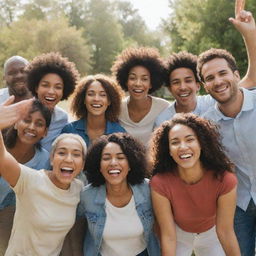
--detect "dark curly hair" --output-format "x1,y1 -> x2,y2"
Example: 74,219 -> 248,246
197,48 -> 238,82
71,74 -> 124,122
85,133 -> 147,186
150,113 -> 233,179
4,99 -> 51,149
26,52 -> 80,100
165,51 -> 199,86
111,47 -> 166,93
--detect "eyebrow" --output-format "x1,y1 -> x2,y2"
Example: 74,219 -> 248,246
128,72 -> 149,77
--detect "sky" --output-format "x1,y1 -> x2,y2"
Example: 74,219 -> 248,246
128,0 -> 171,30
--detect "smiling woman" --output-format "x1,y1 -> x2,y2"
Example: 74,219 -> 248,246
61,74 -> 126,147
0,99 -> 87,256
150,113 -> 240,256
25,52 -> 80,152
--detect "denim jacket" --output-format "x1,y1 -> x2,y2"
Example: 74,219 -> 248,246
78,180 -> 160,256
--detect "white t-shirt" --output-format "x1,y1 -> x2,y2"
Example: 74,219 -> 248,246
119,96 -> 170,146
100,196 -> 146,256
0,88 -> 9,105
5,165 -> 83,256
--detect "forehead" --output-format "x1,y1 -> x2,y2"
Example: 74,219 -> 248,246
170,67 -> 196,81
87,80 -> 105,91
129,65 -> 150,76
56,137 -> 83,151
169,124 -> 196,138
102,142 -> 123,154
40,73 -> 63,83
26,110 -> 45,120
201,58 -> 231,77
5,60 -> 27,74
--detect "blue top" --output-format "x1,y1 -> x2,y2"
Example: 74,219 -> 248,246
61,118 -> 126,146
78,180 -> 160,256
41,106 -> 68,152
0,147 -> 50,210
155,94 -> 215,127
203,88 -> 256,211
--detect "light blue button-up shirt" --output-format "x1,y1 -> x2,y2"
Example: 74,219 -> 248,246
203,88 -> 256,211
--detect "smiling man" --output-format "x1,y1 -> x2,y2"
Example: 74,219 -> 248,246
198,46 -> 256,255
0,56 -> 31,104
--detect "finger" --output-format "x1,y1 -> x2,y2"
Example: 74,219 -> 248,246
235,0 -> 246,18
2,96 -> 15,106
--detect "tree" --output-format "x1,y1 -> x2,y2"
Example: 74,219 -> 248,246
85,0 -> 124,74
0,17 -> 91,82
163,0 -> 256,75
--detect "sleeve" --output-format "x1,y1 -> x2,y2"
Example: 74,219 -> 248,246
218,171 -> 238,196
13,164 -> 38,195
150,174 -> 170,200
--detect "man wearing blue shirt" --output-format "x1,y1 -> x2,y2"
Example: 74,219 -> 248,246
198,13 -> 256,254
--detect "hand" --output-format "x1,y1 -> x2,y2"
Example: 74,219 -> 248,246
0,96 -> 33,130
229,10 -> 256,36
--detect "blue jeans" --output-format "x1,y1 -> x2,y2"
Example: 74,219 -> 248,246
234,199 -> 256,256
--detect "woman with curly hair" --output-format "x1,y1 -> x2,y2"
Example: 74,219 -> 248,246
111,47 -> 170,146
78,133 -> 160,256
25,52 -> 80,151
61,74 -> 125,146
150,113 -> 240,256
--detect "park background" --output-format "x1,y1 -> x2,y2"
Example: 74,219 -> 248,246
0,0 -> 255,97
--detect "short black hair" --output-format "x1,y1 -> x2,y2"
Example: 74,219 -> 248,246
26,52 -> 80,100
165,51 -> 199,86
85,133 -> 147,186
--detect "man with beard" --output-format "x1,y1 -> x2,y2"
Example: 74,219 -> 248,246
0,56 -> 31,104
198,45 -> 256,255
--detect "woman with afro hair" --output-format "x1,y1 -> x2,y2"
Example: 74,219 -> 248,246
111,47 -> 170,147
150,113 -> 240,256
25,52 -> 80,151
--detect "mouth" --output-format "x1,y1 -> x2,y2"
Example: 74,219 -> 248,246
44,96 -> 56,102
108,169 -> 121,176
24,131 -> 36,137
60,167 -> 74,177
91,104 -> 103,108
132,89 -> 144,94
215,85 -> 228,93
179,153 -> 192,159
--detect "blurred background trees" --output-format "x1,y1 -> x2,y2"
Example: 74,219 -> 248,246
0,0 -> 255,86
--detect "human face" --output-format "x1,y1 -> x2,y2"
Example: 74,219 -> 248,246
169,124 -> 201,171
201,58 -> 240,104
50,137 -> 85,189
15,110 -> 47,145
36,73 -> 64,111
169,68 -> 200,110
100,142 -> 130,187
127,66 -> 151,99
4,60 -> 28,97
85,81 -> 110,117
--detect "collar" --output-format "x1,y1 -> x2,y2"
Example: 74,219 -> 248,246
213,88 -> 255,121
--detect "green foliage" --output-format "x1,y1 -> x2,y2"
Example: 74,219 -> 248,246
164,0 -> 256,76
0,17 -> 91,82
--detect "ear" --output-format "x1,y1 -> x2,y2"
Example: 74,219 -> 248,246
195,82 -> 200,93
234,70 -> 240,82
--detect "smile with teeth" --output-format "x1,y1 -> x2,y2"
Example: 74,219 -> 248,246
179,153 -> 192,159
215,85 -> 227,93
45,96 -> 56,101
133,89 -> 143,93
179,93 -> 190,97
108,169 -> 121,175
24,131 -> 36,137
91,104 -> 102,108
61,167 -> 74,176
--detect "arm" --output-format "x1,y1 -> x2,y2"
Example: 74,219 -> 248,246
229,10 -> 256,88
216,187 -> 241,256
0,97 -> 32,186
151,189 -> 176,256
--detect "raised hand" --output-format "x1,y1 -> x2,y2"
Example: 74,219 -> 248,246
0,96 -> 33,130
235,0 -> 246,18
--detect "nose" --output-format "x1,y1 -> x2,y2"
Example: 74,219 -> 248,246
28,122 -> 35,130
179,141 -> 188,149
213,75 -> 223,85
48,86 -> 55,94
179,82 -> 187,90
94,93 -> 100,101
65,153 -> 73,162
110,157 -> 118,166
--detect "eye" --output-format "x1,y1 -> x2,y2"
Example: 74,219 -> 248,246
170,141 -> 179,145
57,151 -> 65,156
55,85 -> 63,90
23,118 -> 31,124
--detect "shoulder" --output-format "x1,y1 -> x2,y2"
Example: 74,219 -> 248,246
52,106 -> 68,122
62,119 -> 84,132
151,96 -> 171,108
155,103 -> 176,127
106,121 -> 126,133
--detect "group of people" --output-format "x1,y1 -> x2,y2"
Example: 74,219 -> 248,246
0,8 -> 256,256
